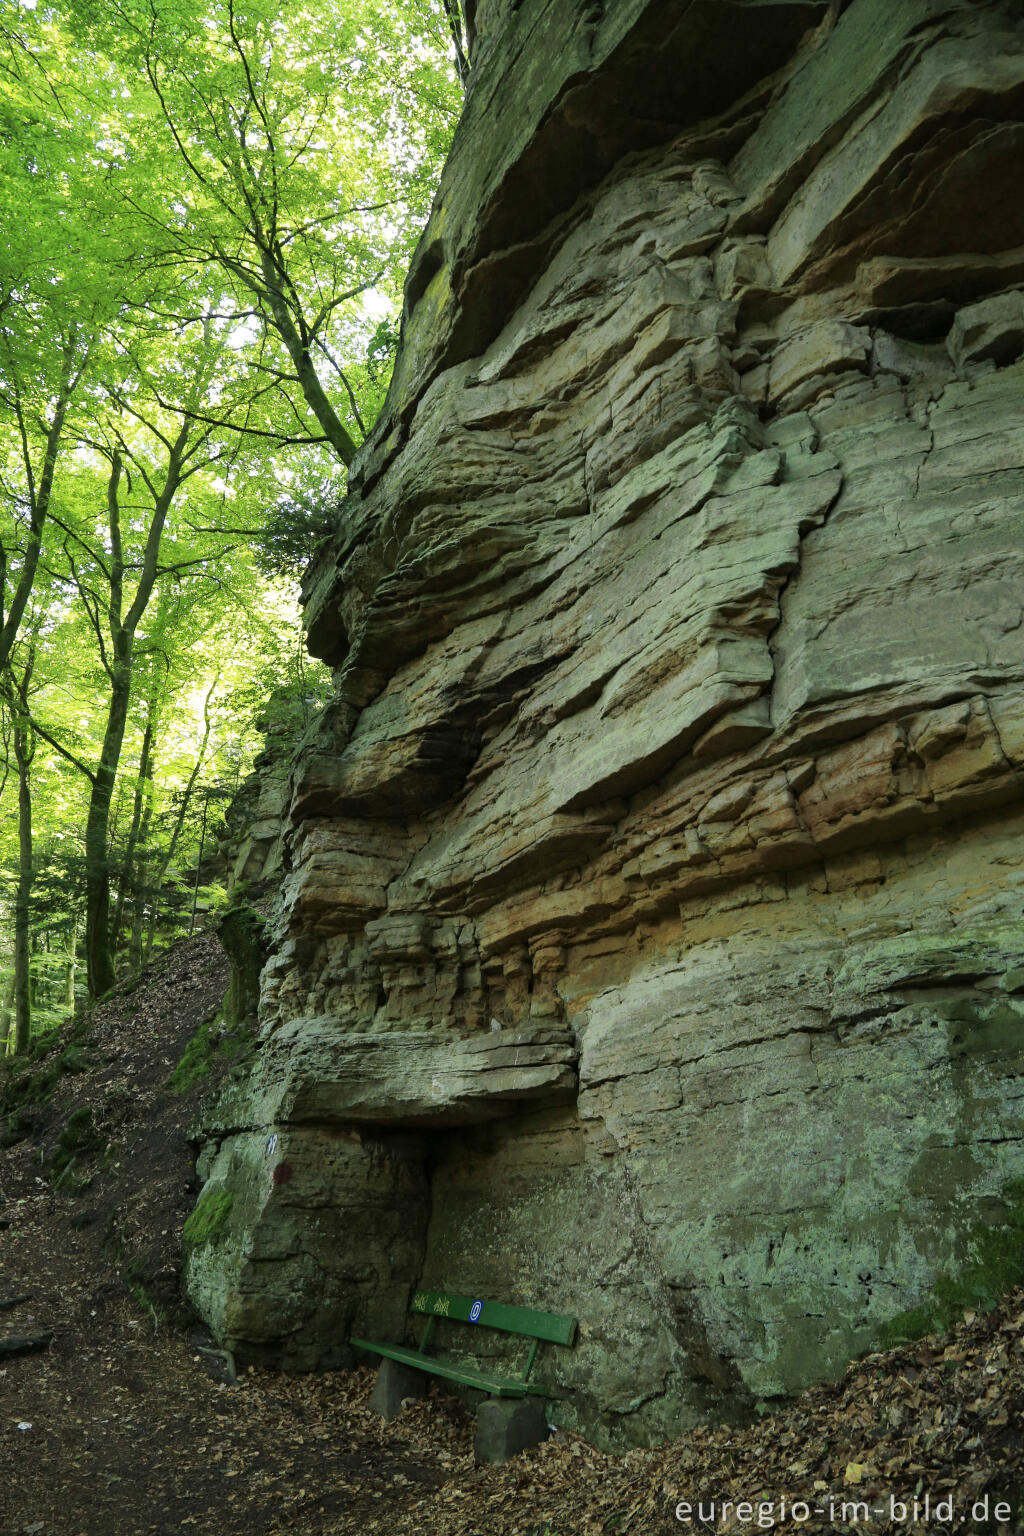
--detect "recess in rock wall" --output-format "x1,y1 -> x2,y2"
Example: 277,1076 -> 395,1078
187,0 -> 1024,1447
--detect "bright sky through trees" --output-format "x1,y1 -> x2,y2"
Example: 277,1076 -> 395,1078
0,0 -> 462,1042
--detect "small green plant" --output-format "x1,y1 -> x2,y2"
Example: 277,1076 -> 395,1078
126,1259 -> 168,1326
50,1104 -> 108,1191
27,1026 -> 63,1062
183,1186 -> 234,1251
168,1012 -> 253,1094
1,1020 -> 95,1121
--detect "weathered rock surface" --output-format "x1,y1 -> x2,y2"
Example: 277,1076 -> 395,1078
187,0 -> 1024,1448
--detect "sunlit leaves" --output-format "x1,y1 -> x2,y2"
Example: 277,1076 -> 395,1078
66,0 -> 461,457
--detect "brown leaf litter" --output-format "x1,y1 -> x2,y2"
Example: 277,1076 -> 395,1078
1,931 -> 1021,1536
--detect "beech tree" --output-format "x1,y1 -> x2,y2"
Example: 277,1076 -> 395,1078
441,0 -> 477,88
0,112 -> 97,677
79,0 -> 460,465
1,638 -> 37,1054
0,0 -> 459,1036
35,307 -> 278,995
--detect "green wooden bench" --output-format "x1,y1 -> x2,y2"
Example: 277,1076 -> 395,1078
352,1288 -> 578,1400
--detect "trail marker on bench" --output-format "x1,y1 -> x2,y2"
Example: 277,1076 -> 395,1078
352,1287 -> 578,1462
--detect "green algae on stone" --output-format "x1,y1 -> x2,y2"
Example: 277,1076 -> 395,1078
183,1185 -> 234,1251
169,1012 -> 254,1095
880,1177 -> 1024,1346
218,892 -> 268,1027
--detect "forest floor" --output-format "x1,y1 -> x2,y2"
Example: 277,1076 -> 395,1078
1,931 -> 1023,1536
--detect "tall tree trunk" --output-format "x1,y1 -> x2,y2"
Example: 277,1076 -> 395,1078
112,702 -> 157,960
441,0 -> 471,87
127,756 -> 157,973
142,765 -> 201,966
256,247 -> 358,464
143,900 -> 159,968
84,652 -> 133,998
12,709 -> 33,1054
0,975 -> 14,1055
128,839 -> 154,973
141,676 -> 217,965
0,336 -> 82,676
82,431 -> 184,999
64,921 -> 77,1013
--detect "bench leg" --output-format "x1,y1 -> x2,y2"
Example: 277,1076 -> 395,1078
474,1396 -> 549,1464
368,1357 -> 428,1422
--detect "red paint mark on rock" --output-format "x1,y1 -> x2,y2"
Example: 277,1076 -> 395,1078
272,1162 -> 294,1185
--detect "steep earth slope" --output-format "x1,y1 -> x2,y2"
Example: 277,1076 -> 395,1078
187,0 -> 1024,1447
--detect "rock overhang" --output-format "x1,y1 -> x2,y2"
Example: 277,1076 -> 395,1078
188,0 -> 1024,1448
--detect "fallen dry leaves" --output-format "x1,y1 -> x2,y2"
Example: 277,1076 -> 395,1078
1,931 -> 1022,1536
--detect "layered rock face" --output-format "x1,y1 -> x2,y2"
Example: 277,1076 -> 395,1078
188,0 -> 1024,1447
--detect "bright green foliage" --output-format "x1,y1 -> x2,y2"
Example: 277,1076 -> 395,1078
73,0 -> 461,461
0,0 -> 458,1034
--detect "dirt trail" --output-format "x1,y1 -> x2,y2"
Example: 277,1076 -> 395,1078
1,933 -> 1022,1536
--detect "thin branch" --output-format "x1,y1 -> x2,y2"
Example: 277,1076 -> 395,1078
441,0 -> 470,88
20,710 -> 97,786
155,549 -> 236,578
312,341 -> 366,439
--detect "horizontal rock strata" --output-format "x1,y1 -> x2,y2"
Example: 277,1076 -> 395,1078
188,0 -> 1024,1447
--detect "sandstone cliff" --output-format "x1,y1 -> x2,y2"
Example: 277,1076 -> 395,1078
187,0 -> 1024,1447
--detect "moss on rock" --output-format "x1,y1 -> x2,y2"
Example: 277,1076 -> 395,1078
169,1013 -> 254,1095
183,1186 -> 234,1251
218,892 -> 268,1027
1,1025 -> 95,1122
880,1177 -> 1024,1346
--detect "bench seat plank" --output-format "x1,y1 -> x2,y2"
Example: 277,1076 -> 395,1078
351,1338 -> 547,1397
409,1290 -> 576,1347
